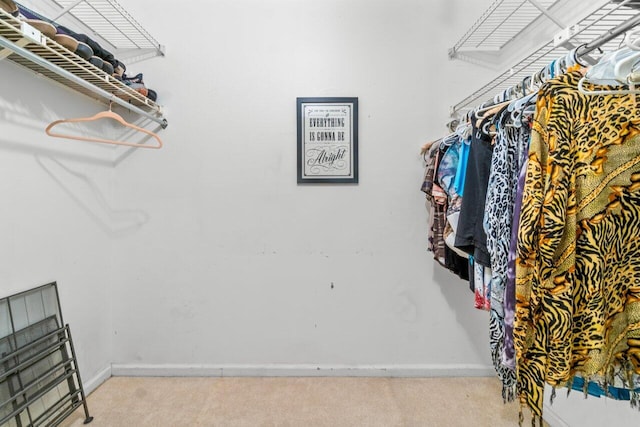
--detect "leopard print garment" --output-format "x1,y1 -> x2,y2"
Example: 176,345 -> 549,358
484,108 -> 520,400
515,71 -> 640,417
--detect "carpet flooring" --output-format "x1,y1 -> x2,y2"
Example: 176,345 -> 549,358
59,376 -> 544,426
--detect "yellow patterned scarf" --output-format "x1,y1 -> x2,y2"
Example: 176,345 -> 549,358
515,71 -> 640,418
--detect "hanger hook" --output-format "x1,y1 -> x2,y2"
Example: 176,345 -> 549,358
625,28 -> 640,51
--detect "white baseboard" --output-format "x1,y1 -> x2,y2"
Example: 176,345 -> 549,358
110,363 -> 495,378
543,404 -> 570,427
82,365 -> 112,395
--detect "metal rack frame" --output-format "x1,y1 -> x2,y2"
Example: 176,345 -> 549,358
0,2 -> 167,128
449,0 -> 640,116
0,282 -> 92,427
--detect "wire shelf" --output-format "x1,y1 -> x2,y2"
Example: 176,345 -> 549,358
52,0 -> 163,53
450,0 -> 640,115
449,0 -> 561,57
0,8 -> 164,121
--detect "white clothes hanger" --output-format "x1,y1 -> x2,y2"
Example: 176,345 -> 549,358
578,29 -> 640,96
577,75 -> 639,96
625,28 -> 640,51
529,68 -> 544,92
623,29 -> 640,82
474,100 -> 512,120
508,92 -> 537,128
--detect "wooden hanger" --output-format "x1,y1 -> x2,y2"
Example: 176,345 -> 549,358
45,104 -> 163,149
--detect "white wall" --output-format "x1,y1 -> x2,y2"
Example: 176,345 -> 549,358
0,59 -> 115,388
108,0 -> 497,374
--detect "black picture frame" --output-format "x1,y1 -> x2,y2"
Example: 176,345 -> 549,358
296,97 -> 359,184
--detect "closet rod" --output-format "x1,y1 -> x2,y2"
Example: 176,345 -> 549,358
0,35 -> 168,129
575,12 -> 640,58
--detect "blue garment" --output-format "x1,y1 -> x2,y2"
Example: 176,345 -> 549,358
569,377 -> 639,401
455,139 -> 470,196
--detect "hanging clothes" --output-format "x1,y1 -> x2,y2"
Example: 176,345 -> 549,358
421,140 -> 447,266
454,114 -> 495,267
501,98 -> 535,370
472,257 -> 491,310
515,70 -> 640,418
421,138 -> 471,281
437,137 -> 469,259
482,106 -> 522,402
455,140 -> 470,196
504,154 -> 528,370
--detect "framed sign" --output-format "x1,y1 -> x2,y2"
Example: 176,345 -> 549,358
297,97 -> 358,184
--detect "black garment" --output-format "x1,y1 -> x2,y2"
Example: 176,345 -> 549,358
444,247 -> 470,281
454,113 -> 496,267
